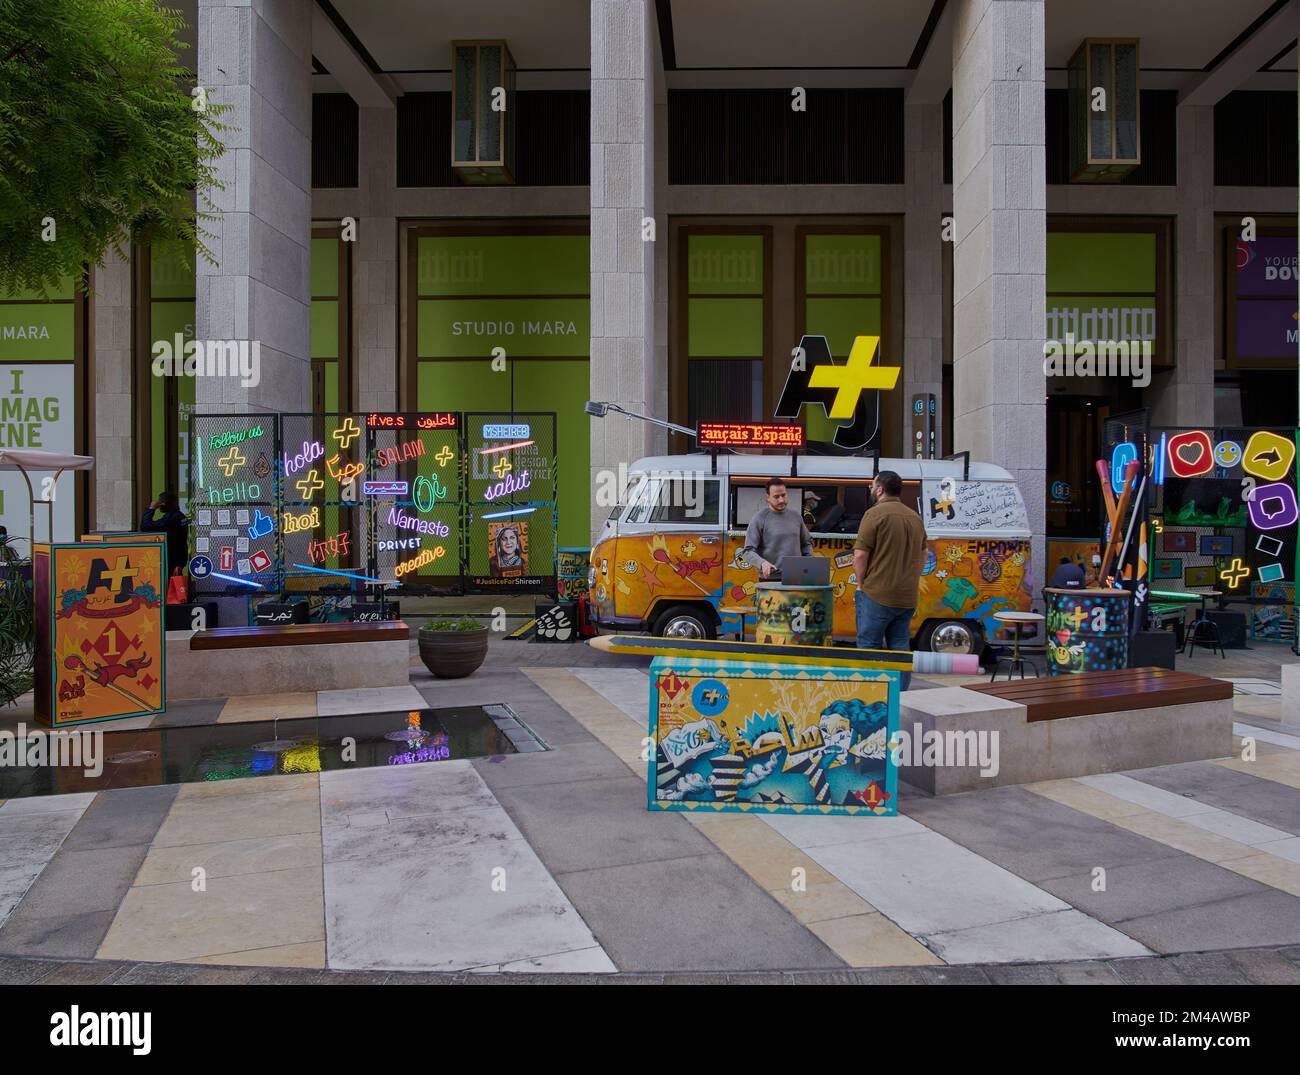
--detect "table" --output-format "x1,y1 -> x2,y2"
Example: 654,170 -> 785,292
1183,590 -> 1225,658
754,583 -> 834,646
991,610 -> 1044,681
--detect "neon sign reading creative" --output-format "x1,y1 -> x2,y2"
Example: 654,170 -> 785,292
395,546 -> 448,577
387,506 -> 450,537
698,422 -> 805,449
483,468 -> 531,501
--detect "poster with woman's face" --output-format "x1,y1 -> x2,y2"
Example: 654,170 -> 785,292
489,521 -> 529,577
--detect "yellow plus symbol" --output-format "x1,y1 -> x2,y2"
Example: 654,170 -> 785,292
101,556 -> 137,591
332,418 -> 360,450
217,447 -> 245,477
807,335 -> 900,419
492,456 -> 513,479
296,469 -> 324,500
1067,605 -> 1088,630
1220,558 -> 1249,589
435,446 -> 454,467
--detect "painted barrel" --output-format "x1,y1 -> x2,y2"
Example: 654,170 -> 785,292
1043,587 -> 1132,675
556,547 -> 590,600
754,583 -> 834,647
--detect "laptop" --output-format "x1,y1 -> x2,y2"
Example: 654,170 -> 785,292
779,556 -> 831,587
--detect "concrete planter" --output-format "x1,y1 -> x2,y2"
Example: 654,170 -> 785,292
417,625 -> 489,679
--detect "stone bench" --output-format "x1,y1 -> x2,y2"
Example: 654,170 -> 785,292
899,667 -> 1234,795
1283,664 -> 1299,728
166,621 -> 412,700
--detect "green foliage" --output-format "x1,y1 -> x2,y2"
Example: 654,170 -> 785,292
0,531 -> 34,707
0,0 -> 230,295
423,617 -> 486,632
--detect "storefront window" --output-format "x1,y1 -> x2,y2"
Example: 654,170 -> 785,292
684,232 -> 766,427
0,277 -> 81,543
147,240 -> 194,508
413,228 -> 590,547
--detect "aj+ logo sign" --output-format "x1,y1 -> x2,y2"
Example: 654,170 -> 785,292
775,335 -> 900,450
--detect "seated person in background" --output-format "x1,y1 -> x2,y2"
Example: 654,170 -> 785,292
1050,556 -> 1087,588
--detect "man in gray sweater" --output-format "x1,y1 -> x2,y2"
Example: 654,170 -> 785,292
743,478 -> 813,580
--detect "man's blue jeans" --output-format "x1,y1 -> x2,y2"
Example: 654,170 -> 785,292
855,590 -> 916,691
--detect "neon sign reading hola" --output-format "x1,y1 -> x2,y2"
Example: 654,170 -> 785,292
284,440 -> 323,475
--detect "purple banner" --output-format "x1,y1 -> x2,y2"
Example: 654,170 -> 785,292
1236,298 -> 1298,359
1235,236 -> 1299,297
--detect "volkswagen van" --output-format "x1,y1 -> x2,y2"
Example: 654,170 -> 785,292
587,454 -> 1033,653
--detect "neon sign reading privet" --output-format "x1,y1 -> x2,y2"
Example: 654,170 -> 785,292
483,469 -> 531,501
395,546 -> 448,577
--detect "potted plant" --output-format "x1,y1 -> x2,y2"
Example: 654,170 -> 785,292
417,616 -> 489,679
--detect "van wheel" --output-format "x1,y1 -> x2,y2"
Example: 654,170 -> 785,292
919,620 -> 984,655
652,605 -> 716,641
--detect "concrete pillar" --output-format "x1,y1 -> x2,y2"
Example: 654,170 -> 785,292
91,248 -> 134,529
590,0 -> 656,537
903,99 -> 946,457
355,107 -> 398,414
196,0 -> 313,414
1151,105 -> 1215,427
951,0 -> 1047,588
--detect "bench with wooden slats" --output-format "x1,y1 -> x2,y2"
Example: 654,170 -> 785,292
190,621 -> 409,651
967,667 -> 1233,723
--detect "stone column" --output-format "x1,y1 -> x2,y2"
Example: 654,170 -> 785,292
355,107 -> 398,414
590,0 -> 656,537
196,0 -> 313,414
91,248 -> 134,529
1151,105 -> 1214,427
951,0 -> 1047,588
904,99 -> 946,458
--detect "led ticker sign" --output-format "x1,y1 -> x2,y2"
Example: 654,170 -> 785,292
366,413 -> 458,430
698,422 -> 805,449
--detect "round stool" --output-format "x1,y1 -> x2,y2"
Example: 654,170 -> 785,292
991,611 -> 1044,681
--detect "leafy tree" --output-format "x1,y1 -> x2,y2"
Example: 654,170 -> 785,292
0,0 -> 228,295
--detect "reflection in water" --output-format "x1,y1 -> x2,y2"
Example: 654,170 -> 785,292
0,706 -> 520,798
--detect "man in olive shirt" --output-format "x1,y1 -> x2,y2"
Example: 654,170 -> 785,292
853,470 -> 927,689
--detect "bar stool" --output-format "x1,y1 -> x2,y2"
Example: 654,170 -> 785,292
1183,590 -> 1225,659
991,611 -> 1044,681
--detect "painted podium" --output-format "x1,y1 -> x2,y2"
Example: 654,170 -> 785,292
648,657 -> 900,816
33,541 -> 166,727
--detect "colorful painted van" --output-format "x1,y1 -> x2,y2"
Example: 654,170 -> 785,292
588,454 -> 1033,653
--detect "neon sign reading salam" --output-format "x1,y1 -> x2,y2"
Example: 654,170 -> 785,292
376,440 -> 425,466
484,469 -> 531,501
387,506 -> 450,536
395,546 -> 447,577
307,532 -> 351,564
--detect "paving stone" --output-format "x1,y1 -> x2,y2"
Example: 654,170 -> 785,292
60,784 -> 180,851
1117,890 -> 1300,953
383,971 -> 466,984
917,965 -> 994,984
471,741 -> 629,790
246,968 -> 326,985
1127,763 -> 1300,837
315,970 -> 392,985
850,968 -> 928,985
1108,956 -> 1190,985
182,966 -> 262,985
114,962 -> 203,984
984,963 -> 1062,985
555,855 -> 843,973
1168,951 -> 1253,984
1049,961 -> 1125,985
34,960 -> 132,985
1229,948 -> 1300,984
1039,856 -> 1264,924
724,972 -> 791,985
0,955 -> 58,984
0,909 -> 118,960
904,786 -> 1182,882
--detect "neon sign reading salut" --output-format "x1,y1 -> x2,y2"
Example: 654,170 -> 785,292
484,469 -> 531,501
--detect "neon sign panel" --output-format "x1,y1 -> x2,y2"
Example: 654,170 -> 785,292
483,423 -> 530,439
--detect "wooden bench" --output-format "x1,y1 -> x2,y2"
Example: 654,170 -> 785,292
967,667 -> 1233,723
167,620 -> 413,700
190,621 -> 409,651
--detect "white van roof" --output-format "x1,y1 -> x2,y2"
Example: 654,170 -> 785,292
627,454 -> 1017,483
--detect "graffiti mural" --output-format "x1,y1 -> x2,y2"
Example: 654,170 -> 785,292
647,658 -> 899,816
